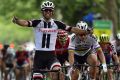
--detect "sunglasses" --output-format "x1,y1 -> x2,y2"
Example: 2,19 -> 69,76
43,9 -> 53,12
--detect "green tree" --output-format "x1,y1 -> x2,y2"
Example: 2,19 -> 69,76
0,0 -> 119,44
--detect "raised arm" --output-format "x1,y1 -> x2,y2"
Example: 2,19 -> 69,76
70,27 -> 88,35
12,16 -> 29,27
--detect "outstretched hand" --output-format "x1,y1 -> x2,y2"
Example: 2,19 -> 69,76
12,16 -> 18,24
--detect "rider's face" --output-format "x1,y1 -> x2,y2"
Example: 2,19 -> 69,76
78,34 -> 87,41
42,9 -> 54,20
99,42 -> 110,48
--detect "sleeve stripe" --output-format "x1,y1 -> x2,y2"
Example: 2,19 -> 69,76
29,21 -> 32,26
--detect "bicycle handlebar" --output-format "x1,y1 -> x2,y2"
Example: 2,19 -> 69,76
32,68 -> 60,73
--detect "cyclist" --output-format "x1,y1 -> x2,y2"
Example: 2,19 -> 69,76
116,33 -> 120,62
14,46 -> 30,80
4,47 -> 15,80
68,21 -> 107,80
99,34 -> 120,80
54,30 -> 73,65
53,29 -> 74,80
0,44 -> 3,73
1,44 -> 10,78
12,1 -> 88,80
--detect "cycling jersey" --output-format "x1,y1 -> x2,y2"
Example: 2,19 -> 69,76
99,42 -> 116,55
15,50 -> 29,66
28,18 -> 71,51
5,47 -> 15,64
1,47 -> 8,59
68,34 -> 100,56
55,37 -> 70,54
99,42 -> 116,64
54,36 -> 70,65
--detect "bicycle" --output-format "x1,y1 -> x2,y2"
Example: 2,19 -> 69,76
60,63 -> 91,80
4,63 -> 15,80
111,64 -> 120,80
61,65 -> 73,80
97,64 -> 120,80
16,66 -> 26,80
31,68 -> 60,80
113,70 -> 120,80
72,63 -> 91,80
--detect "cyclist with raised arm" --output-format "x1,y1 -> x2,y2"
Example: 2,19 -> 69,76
99,34 -> 120,80
68,21 -> 107,80
12,1 -> 88,80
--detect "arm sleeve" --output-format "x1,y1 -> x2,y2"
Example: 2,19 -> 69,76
110,43 -> 117,54
90,36 -> 100,50
68,34 -> 76,50
54,21 -> 72,32
28,20 -> 41,27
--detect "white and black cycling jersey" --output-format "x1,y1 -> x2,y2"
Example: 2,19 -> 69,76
28,18 -> 71,51
68,34 -> 100,56
5,47 -> 15,64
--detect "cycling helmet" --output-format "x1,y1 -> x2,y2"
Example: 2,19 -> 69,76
7,47 -> 15,55
99,34 -> 110,42
41,1 -> 55,10
76,21 -> 88,30
4,44 -> 9,49
57,30 -> 68,43
117,33 -> 120,40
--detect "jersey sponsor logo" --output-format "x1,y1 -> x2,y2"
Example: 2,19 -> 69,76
38,28 -> 57,33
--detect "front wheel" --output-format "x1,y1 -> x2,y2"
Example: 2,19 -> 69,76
65,76 -> 70,80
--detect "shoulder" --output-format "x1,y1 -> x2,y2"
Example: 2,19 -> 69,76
16,51 -> 20,54
88,34 -> 98,41
54,20 -> 66,26
7,47 -> 15,53
54,20 -> 68,30
109,43 -> 115,49
54,20 -> 65,24
29,19 -> 41,27
68,33 -> 76,42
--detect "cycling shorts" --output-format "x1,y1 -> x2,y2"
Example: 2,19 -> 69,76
33,50 -> 61,70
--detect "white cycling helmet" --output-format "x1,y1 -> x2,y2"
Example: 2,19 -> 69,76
76,21 -> 88,30
41,1 -> 55,10
117,33 -> 120,40
7,47 -> 15,55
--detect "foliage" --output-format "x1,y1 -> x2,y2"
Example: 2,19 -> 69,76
0,0 -> 119,44
0,20 -> 33,44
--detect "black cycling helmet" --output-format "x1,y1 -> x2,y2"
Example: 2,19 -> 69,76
4,44 -> 9,49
